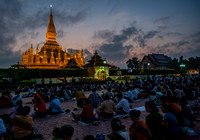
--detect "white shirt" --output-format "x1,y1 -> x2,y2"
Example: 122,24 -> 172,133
116,98 -> 130,113
11,95 -> 22,106
127,90 -> 133,100
132,89 -> 139,99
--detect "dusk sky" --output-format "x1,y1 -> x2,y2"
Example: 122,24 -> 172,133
0,0 -> 200,68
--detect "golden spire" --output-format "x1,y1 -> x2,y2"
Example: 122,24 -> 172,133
46,5 -> 57,43
36,45 -> 39,54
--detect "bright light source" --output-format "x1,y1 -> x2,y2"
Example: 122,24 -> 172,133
147,63 -> 150,66
103,60 -> 106,64
180,64 -> 185,67
50,5 -> 52,7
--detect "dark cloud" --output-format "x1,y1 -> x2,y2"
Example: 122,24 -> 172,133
112,26 -> 138,43
93,30 -> 114,41
133,30 -> 159,48
154,16 -> 170,24
158,40 -> 190,49
93,24 -> 161,66
165,32 -> 183,37
154,16 -> 171,31
99,43 -> 132,63
0,0 -> 23,67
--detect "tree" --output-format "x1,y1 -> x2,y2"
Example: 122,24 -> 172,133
126,57 -> 140,69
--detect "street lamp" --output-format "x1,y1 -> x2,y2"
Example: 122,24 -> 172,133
180,64 -> 185,68
147,63 -> 150,69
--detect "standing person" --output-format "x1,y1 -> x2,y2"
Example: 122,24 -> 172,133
48,94 -> 62,114
98,95 -> 115,119
145,101 -> 163,140
11,90 -> 22,106
161,104 -> 180,140
12,106 -> 33,140
88,89 -> 101,108
75,87 -> 86,107
115,93 -> 130,115
129,110 -> 151,140
107,118 -> 130,140
34,96 -> 47,118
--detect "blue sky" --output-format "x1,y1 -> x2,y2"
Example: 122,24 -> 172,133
0,0 -> 200,68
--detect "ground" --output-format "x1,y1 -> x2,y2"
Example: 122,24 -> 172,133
0,91 -> 200,140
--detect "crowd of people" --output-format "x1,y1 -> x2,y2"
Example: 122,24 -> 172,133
0,75 -> 199,140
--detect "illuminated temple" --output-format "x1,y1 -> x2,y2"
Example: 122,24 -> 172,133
21,6 -> 85,69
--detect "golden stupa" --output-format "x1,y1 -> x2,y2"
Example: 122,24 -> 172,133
21,6 -> 85,69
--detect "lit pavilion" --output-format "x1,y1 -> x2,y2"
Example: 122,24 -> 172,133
21,6 -> 85,69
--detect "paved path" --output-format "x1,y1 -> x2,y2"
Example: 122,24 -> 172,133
0,91 -> 200,140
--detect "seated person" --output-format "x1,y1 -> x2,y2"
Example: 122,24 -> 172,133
123,88 -> 133,103
72,99 -> 95,123
11,90 -> 22,106
104,87 -> 114,100
48,124 -> 74,140
12,106 -> 33,140
129,110 -> 151,140
115,93 -> 130,115
75,87 -> 86,107
179,98 -> 194,127
161,104 -> 180,140
34,96 -> 47,118
0,118 -> 6,137
154,87 -> 163,106
98,95 -> 115,119
107,118 -> 130,140
132,86 -> 139,100
10,100 -> 24,119
48,94 -> 62,115
88,89 -> 101,108
0,91 -> 12,108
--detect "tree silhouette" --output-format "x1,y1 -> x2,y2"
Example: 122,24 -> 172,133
126,57 -> 140,69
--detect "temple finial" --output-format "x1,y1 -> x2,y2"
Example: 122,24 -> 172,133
50,5 -> 52,16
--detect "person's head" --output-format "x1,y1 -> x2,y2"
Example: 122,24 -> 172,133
83,98 -> 90,105
161,104 -> 171,113
50,94 -> 56,100
84,135 -> 95,140
107,87 -> 111,92
111,118 -> 122,132
145,101 -> 158,113
179,98 -> 188,107
61,124 -> 74,140
16,100 -> 23,106
129,110 -> 141,122
164,85 -> 168,90
21,106 -> 30,116
15,90 -> 20,95
92,88 -> 96,92
160,95 -> 168,104
77,87 -> 81,91
34,95 -> 42,105
52,127 -> 61,138
157,86 -> 161,92
116,92 -> 123,101
104,94 -> 110,100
